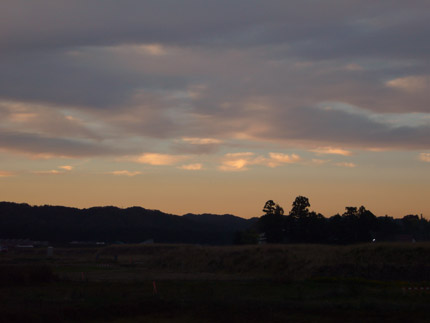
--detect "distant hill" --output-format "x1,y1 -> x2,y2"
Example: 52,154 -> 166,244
0,202 -> 256,245
183,213 -> 258,232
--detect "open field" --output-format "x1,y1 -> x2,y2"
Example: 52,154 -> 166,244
1,243 -> 430,322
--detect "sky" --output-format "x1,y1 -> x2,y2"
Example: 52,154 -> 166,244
0,0 -> 429,219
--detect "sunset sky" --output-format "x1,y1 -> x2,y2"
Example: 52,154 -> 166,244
0,1 -> 429,219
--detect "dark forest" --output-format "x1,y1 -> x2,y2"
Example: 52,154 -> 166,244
0,197 -> 428,245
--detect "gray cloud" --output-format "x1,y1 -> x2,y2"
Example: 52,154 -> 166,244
170,142 -> 221,155
0,0 -> 429,155
1,1 -> 429,55
260,106 -> 430,150
0,129 -> 120,158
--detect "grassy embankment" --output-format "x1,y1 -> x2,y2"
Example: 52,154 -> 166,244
1,243 -> 429,322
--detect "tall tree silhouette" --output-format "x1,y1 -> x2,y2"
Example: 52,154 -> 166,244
289,196 -> 310,219
259,200 -> 285,243
287,196 -> 311,242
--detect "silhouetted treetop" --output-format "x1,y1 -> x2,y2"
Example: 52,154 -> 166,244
289,195 -> 310,219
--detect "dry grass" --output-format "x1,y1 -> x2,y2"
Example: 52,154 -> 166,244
1,243 -> 430,322
92,242 -> 430,281
3,242 -> 429,281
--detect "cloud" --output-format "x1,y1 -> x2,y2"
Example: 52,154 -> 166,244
335,162 -> 357,168
135,153 -> 188,165
262,105 -> 430,150
178,163 -> 203,170
33,170 -> 63,175
181,137 -> 222,145
344,64 -> 363,71
171,137 -> 222,154
311,159 -> 330,165
0,129 -> 119,158
267,153 -> 301,167
108,170 -> 142,176
311,147 -> 352,156
218,152 -> 256,171
0,0 -> 429,160
224,152 -> 255,158
58,165 -> 73,171
386,76 -> 428,93
0,100 -> 99,140
0,171 -> 14,177
219,152 -> 301,171
138,44 -> 166,56
2,1 -> 429,62
419,153 -> 430,162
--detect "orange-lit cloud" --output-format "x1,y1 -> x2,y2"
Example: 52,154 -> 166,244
139,44 -> 166,56
178,163 -> 203,170
267,153 -> 301,167
0,171 -> 14,177
219,152 -> 301,171
311,147 -> 352,156
335,162 -> 357,168
311,158 -> 330,165
136,153 -> 188,165
419,153 -> 430,162
218,152 -> 255,171
33,170 -> 62,175
386,76 -> 428,92
59,165 -> 73,171
181,137 -> 222,145
108,170 -> 142,176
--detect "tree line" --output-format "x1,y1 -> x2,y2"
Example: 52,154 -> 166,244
244,196 -> 430,244
0,202 -> 253,245
1,199 -> 428,246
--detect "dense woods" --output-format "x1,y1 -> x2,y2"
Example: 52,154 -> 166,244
0,198 -> 429,245
253,196 -> 430,244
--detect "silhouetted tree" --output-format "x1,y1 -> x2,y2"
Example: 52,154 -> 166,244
258,200 -> 285,243
287,196 -> 311,242
289,196 -> 310,220
262,200 -> 277,215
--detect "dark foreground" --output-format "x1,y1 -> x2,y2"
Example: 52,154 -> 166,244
1,243 -> 429,322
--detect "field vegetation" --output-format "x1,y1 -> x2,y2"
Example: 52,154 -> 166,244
1,243 -> 429,322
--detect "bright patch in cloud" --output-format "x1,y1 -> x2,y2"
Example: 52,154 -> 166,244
33,170 -> 62,175
182,137 -> 222,145
312,147 -> 352,156
312,159 -> 330,165
0,171 -> 14,177
219,152 -> 255,171
139,44 -> 166,56
179,163 -> 203,170
225,152 -> 255,158
9,112 -> 37,122
335,162 -> 357,168
136,153 -> 188,165
219,152 -> 301,171
219,159 -> 250,171
386,76 -> 428,92
344,63 -> 363,71
419,153 -> 430,162
59,165 -> 73,171
109,170 -> 142,176
268,153 -> 301,167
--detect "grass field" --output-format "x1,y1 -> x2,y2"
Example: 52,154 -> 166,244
1,243 -> 429,322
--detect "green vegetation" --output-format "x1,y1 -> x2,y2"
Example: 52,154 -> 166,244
1,243 -> 429,322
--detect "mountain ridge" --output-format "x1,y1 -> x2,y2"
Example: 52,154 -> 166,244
0,201 -> 257,245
